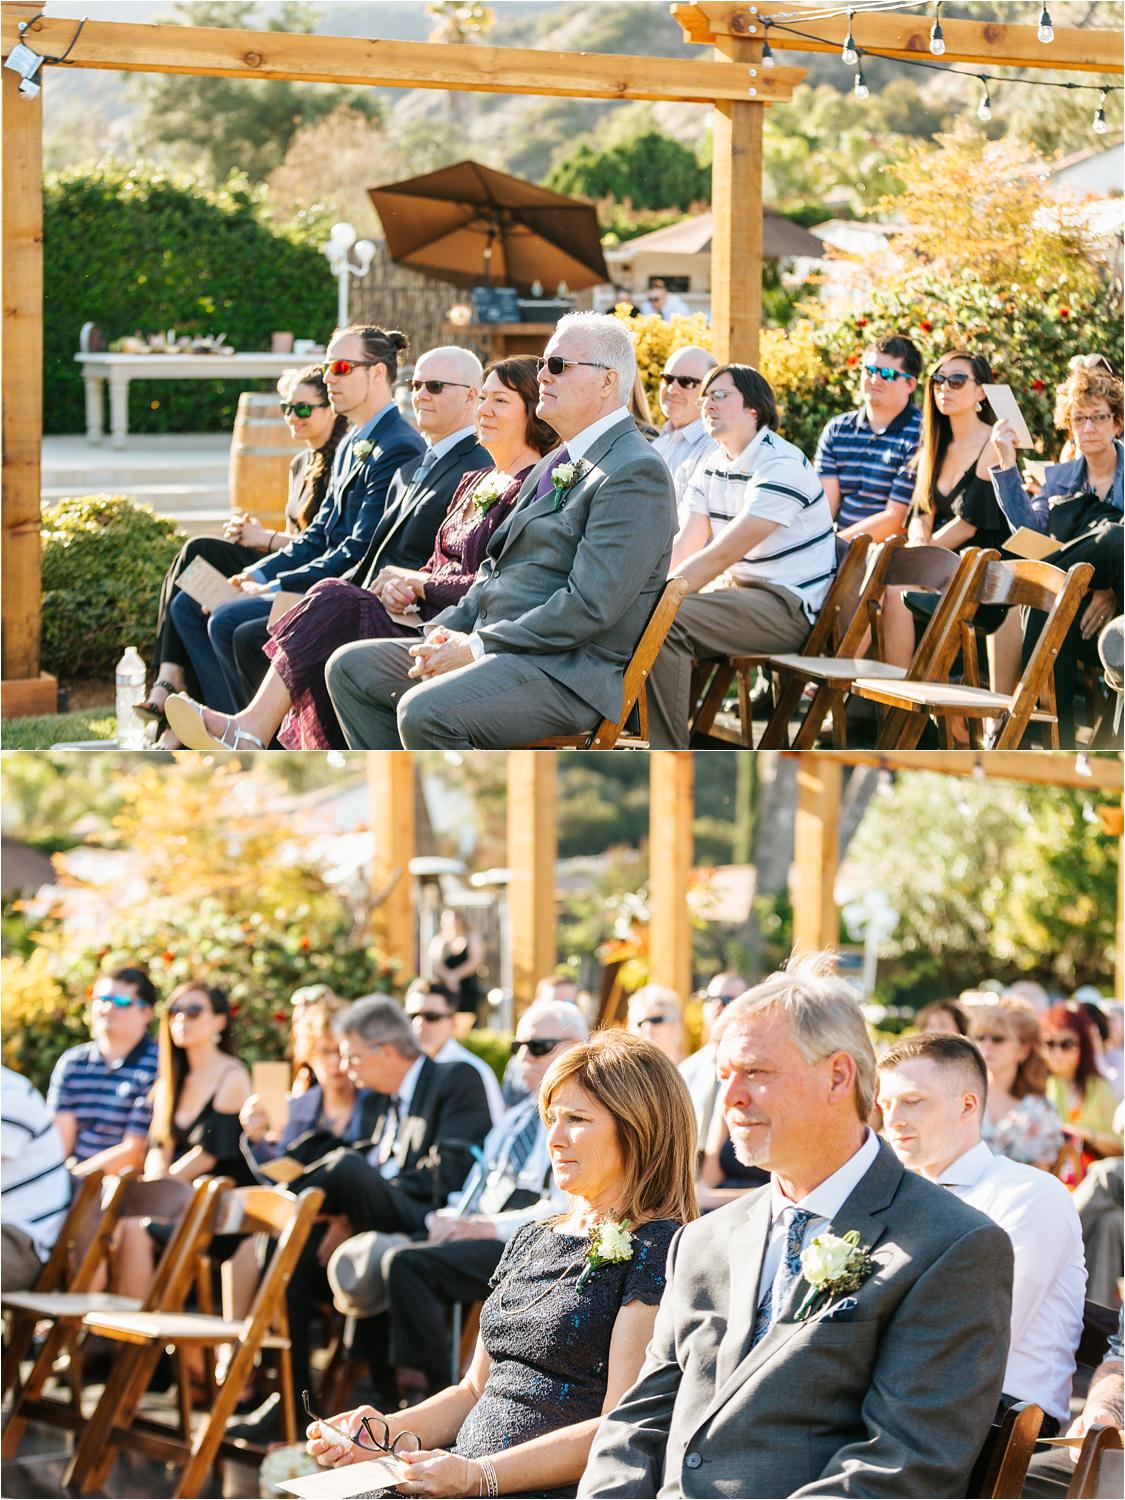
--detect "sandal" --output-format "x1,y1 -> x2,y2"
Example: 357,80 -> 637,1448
136,678 -> 178,723
164,695 -> 266,752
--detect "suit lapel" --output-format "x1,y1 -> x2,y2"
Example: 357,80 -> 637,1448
395,1056 -> 436,1171
714,1190 -> 772,1389
501,416 -> 637,551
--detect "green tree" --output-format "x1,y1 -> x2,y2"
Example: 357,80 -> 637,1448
546,130 -> 709,212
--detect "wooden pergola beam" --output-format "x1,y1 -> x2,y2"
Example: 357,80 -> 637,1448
507,753 -> 557,1017
368,752 -> 416,979
785,749 -> 1124,793
649,752 -> 695,1000
674,3 -> 1124,75
1,14 -> 803,102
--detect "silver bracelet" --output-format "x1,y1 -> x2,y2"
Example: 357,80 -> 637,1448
479,1457 -> 499,1498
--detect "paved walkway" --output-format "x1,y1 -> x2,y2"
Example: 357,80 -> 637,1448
42,433 -> 230,539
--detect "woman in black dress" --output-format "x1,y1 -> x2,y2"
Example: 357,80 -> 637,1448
305,1030 -> 699,1498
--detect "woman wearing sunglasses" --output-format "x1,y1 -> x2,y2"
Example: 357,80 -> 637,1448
169,357 -> 557,752
306,1030 -> 698,1498
140,367 -> 348,746
965,998 -> 1063,1171
1040,1004 -> 1122,1183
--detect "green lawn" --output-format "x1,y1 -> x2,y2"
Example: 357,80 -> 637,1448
1,709 -> 117,750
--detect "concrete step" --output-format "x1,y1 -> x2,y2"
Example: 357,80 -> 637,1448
41,483 -> 231,512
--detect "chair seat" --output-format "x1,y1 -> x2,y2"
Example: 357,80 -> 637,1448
853,679 -> 1052,720
83,1309 -> 289,1350
768,655 -> 909,682
1,1291 -> 141,1318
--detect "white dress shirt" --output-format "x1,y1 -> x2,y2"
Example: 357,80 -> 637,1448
758,1126 -> 881,1303
653,418 -> 717,526
939,1140 -> 1085,1423
434,1036 -> 506,1126
425,424 -> 477,464
369,1052 -> 426,1179
678,1043 -> 718,1142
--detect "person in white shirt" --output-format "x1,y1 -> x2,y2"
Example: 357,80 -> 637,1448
1,1067 -> 71,1291
404,979 -> 505,1126
877,1031 -> 1085,1432
647,362 -> 836,748
652,345 -> 718,526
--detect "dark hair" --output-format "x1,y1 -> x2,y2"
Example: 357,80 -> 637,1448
1041,1002 -> 1100,1092
484,357 -> 558,457
153,982 -> 237,1150
879,1032 -> 989,1106
106,966 -> 158,1009
912,350 -> 997,516
916,1000 -> 968,1036
406,978 -> 457,1010
286,364 -> 349,529
869,333 -> 923,380
702,364 -> 778,431
341,324 -> 409,384
1079,1001 -> 1110,1044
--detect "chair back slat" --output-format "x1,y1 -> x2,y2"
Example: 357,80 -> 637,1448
1067,1424 -> 1123,1499
976,555 -> 1071,613
118,1176 -> 195,1224
145,1176 -> 230,1311
27,1172 -> 105,1295
209,1183 -> 313,1239
970,1401 -> 1044,1498
883,541 -> 966,593
798,533 -> 872,657
995,560 -> 1094,746
237,1186 -> 325,1334
906,548 -> 994,684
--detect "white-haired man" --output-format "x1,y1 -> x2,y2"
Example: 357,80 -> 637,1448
325,312 -> 677,747
652,345 -> 718,525
877,1031 -> 1085,1434
580,953 -> 1014,1500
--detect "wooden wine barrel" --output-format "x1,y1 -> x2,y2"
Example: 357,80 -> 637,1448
229,392 -> 301,530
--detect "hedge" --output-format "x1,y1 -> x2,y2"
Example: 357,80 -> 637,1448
44,164 -> 338,435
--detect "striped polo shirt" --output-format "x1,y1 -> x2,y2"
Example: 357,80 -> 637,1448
2,1066 -> 71,1260
46,1036 -> 159,1162
685,427 -> 837,618
814,404 -> 921,529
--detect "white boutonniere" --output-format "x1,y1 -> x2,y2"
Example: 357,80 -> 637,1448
795,1229 -> 873,1321
576,1218 -> 633,1291
472,471 -> 514,514
352,439 -> 374,461
551,458 -> 590,510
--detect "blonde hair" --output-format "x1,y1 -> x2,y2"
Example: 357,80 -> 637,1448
540,1030 -> 698,1228
714,951 -> 876,1118
966,998 -> 1049,1099
292,993 -> 346,1087
1054,365 -> 1124,432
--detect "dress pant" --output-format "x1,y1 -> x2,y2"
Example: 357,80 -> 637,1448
151,536 -> 261,694
168,591 -> 271,715
207,596 -> 275,712
384,1238 -> 506,1388
230,616 -> 274,708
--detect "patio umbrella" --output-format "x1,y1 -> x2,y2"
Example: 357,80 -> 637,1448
368,160 -> 609,294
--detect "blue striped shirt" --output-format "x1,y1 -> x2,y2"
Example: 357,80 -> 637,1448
46,1037 -> 159,1162
815,405 -> 921,529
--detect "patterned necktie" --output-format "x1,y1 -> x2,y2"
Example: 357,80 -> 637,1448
376,1096 -> 402,1166
751,1207 -> 815,1347
532,445 -> 571,501
461,1099 -> 540,1216
415,446 -> 439,478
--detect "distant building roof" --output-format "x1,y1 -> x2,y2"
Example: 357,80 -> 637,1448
604,209 -> 823,262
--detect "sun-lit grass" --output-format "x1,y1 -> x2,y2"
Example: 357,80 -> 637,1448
1,709 -> 117,750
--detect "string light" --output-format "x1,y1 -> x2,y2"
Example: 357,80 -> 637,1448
1093,88 -> 1109,134
976,75 -> 992,122
929,2 -> 945,56
1037,5 -> 1054,44
841,9 -> 858,66
762,22 -> 776,67
854,62 -> 870,100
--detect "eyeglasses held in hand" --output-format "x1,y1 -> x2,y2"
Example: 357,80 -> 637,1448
320,359 -> 381,378
409,379 -> 471,394
510,1038 -> 562,1058
660,372 -> 702,389
537,356 -> 610,376
92,992 -> 147,1009
863,364 -> 910,382
930,372 -> 972,389
279,401 -> 328,418
168,1003 -> 207,1020
301,1391 -> 421,1457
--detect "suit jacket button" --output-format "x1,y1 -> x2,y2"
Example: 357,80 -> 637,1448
684,1453 -> 702,1470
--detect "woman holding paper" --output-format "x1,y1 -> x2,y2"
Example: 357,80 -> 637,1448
141,366 -> 347,745
304,1030 -> 698,1499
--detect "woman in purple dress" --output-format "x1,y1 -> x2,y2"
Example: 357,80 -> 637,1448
166,357 -> 556,751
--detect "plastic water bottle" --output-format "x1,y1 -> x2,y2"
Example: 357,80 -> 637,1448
115,646 -> 147,749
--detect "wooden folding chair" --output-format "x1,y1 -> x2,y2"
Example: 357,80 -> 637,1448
757,541 -> 989,749
969,1400 -> 1045,1499
1068,1424 -> 1124,1498
1,1173 -> 208,1458
855,557 -> 1095,750
522,576 -> 690,749
67,1182 -> 324,1500
688,534 -> 874,747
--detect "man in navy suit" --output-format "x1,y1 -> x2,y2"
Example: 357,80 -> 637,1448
168,324 -> 426,717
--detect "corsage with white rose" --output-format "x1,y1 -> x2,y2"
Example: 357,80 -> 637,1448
576,1218 -> 634,1291
795,1229 -> 873,1321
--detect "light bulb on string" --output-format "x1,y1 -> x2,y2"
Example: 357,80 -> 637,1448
977,77 -> 992,123
841,10 -> 858,67
929,2 -> 945,55
1093,89 -> 1109,134
762,32 -> 776,67
1037,5 -> 1054,43
854,63 -> 869,101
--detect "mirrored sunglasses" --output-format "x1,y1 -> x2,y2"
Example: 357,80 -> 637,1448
92,991 -> 147,1009
279,401 -> 328,418
863,364 -> 909,382
320,359 -> 381,378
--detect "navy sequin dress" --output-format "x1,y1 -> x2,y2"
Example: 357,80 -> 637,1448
354,1217 -> 679,1499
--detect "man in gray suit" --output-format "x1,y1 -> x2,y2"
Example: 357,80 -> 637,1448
325,312 -> 676,747
580,954 -> 1014,1500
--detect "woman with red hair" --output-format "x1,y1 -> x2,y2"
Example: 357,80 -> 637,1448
1040,1003 -> 1121,1176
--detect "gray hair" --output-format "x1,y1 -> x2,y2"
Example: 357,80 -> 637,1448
627,985 -> 684,1025
518,998 -> 590,1041
553,312 -> 636,400
714,952 -> 876,1118
336,994 -> 421,1059
416,345 -> 484,387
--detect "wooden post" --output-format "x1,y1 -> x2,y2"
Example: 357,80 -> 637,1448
649,752 -> 694,1000
507,753 -> 557,1018
1,3 -> 55,716
793,755 -> 842,953
368,752 -> 415,979
709,29 -> 763,365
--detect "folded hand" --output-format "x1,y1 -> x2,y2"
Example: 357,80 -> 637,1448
391,1449 -> 480,1496
408,629 -> 473,679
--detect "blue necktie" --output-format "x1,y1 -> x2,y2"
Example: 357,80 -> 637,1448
751,1207 -> 815,1347
461,1099 -> 540,1216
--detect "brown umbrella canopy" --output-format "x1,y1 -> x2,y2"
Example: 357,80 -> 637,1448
368,160 -> 609,294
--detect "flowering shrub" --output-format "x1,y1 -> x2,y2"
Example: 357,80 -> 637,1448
616,308 -> 713,411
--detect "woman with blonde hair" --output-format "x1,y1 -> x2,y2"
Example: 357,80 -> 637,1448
305,1029 -> 698,1498
965,998 -> 1063,1170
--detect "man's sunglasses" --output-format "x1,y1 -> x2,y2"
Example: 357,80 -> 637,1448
863,364 -> 910,382
168,1002 -> 207,1020
537,356 -> 610,376
409,379 -> 471,394
510,1038 -> 563,1058
409,1009 -> 453,1024
92,992 -> 147,1009
660,372 -> 702,389
279,401 -> 328,418
301,1390 -> 421,1457
319,359 -> 381,378
930,372 -> 972,389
